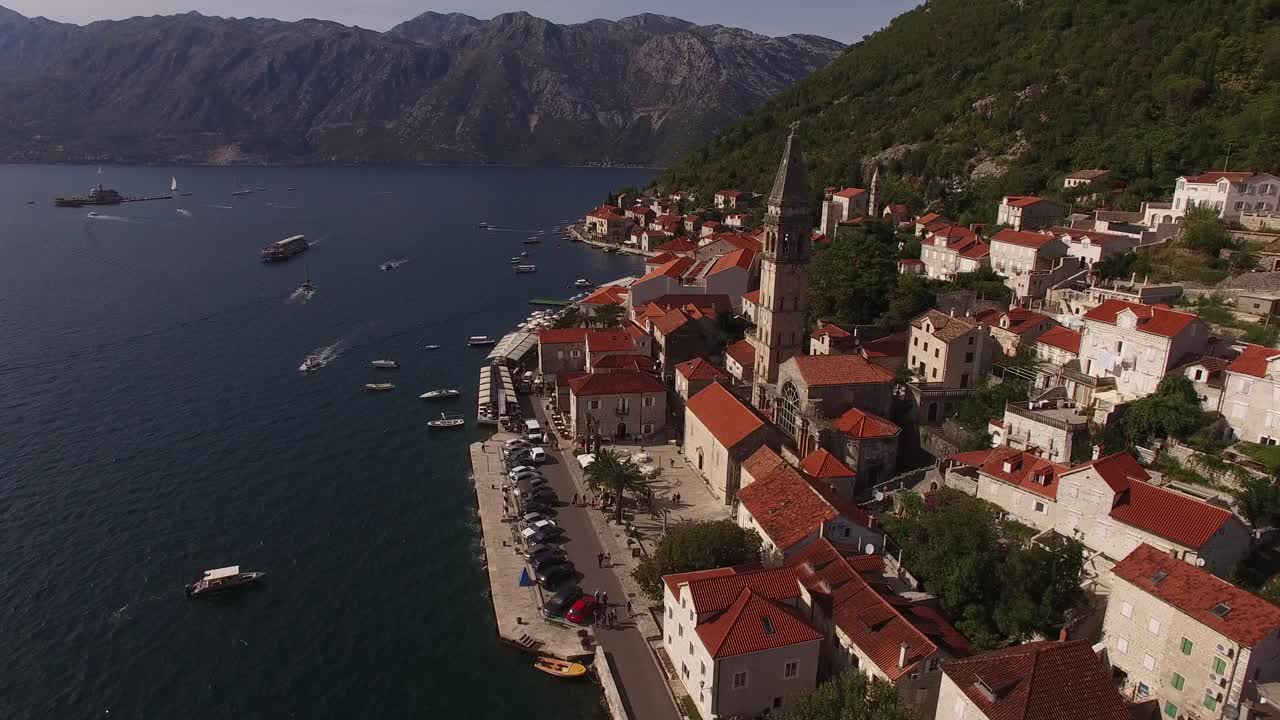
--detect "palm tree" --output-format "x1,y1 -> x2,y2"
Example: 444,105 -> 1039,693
592,304 -> 625,329
585,448 -> 646,525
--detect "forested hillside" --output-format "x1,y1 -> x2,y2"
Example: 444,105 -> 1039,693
656,0 -> 1280,221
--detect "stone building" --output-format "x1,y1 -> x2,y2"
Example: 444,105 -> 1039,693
566,370 -> 667,442
684,382 -> 775,505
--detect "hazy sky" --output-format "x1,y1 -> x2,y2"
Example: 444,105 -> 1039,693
3,0 -> 918,42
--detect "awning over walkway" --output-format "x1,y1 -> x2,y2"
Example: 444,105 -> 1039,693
487,332 -> 537,364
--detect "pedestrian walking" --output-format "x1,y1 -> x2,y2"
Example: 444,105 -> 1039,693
604,552 -> 611,567
600,591 -> 608,608
609,609 -> 618,627
626,599 -> 633,616
597,552 -> 604,568
572,493 -> 578,505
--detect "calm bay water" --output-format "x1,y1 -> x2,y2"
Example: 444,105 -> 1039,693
0,164 -> 655,719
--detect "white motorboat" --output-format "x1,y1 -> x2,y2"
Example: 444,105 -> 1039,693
427,413 -> 466,429
419,389 -> 461,399
513,264 -> 536,273
423,344 -> 442,351
299,354 -> 323,372
468,336 -> 496,346
371,359 -> 399,369
87,212 -> 100,218
364,383 -> 395,392
381,262 -> 395,271
574,279 -> 591,287
186,566 -> 265,598
509,257 -> 521,263
300,263 -> 317,293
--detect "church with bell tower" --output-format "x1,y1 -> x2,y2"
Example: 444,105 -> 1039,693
748,125 -> 813,412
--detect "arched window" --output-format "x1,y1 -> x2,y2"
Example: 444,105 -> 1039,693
777,382 -> 800,438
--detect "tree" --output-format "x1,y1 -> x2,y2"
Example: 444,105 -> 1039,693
877,274 -> 940,331
807,222 -> 898,326
779,671 -> 917,720
1260,575 -> 1280,604
1117,375 -> 1209,445
553,306 -> 587,329
632,520 -> 762,598
592,304 -> 625,329
952,379 -> 1029,443
1234,476 -> 1280,528
1180,205 -> 1234,257
585,449 -> 647,525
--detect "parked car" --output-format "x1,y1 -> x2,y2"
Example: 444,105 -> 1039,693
538,564 -> 574,589
526,526 -> 565,545
503,438 -> 532,452
509,470 -> 543,485
520,500 -> 554,515
524,488 -> 558,504
515,477 -> 550,493
520,512 -> 552,527
523,544 -> 565,562
531,555 -> 573,574
507,466 -> 539,479
504,454 -> 534,469
527,518 -> 557,533
528,447 -> 548,464
564,596 -> 598,624
541,586 -> 582,619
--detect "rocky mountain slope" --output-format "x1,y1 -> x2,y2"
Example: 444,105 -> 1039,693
655,0 -> 1280,220
0,7 -> 842,165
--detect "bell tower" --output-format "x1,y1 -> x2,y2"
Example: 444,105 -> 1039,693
749,124 -> 813,411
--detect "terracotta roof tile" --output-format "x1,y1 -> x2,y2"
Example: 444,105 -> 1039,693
537,327 -> 591,345
833,187 -> 866,199
684,566 -> 802,614
1113,544 -> 1280,647
1003,195 -> 1052,208
592,353 -> 656,372
811,322 -> 851,340
743,446 -> 789,483
861,330 -> 909,359
990,228 -> 1057,249
1035,326 -> 1082,354
942,641 -> 1129,720
799,448 -> 856,479
1082,299 -> 1200,339
742,290 -> 761,304
1067,169 -> 1111,181
695,589 -> 822,659
976,446 -> 1068,501
585,329 -> 637,353
1227,343 -> 1280,379
579,285 -> 628,306
737,465 -> 839,550
1047,226 -> 1133,246
832,408 -> 900,439
686,383 -> 763,448
947,449 -> 996,467
724,339 -> 756,368
568,370 -> 665,397
912,309 -> 982,342
663,565 -> 756,596
646,251 -> 679,265
637,255 -> 694,283
708,247 -> 756,275
1181,171 -> 1260,184
788,355 -> 896,387
646,294 -> 731,314
677,358 -> 728,382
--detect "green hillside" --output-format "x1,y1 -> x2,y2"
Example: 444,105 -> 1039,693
656,0 -> 1280,222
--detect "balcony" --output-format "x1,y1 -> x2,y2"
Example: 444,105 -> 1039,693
907,382 -> 978,400
1059,361 -> 1116,389
1006,401 -> 1091,433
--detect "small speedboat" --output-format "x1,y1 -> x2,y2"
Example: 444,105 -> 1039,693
364,383 -> 395,392
371,360 -> 399,369
514,265 -> 537,273
419,388 -> 461,399
468,336 -> 496,347
87,212 -> 100,218
523,238 -> 541,244
533,657 -> 588,678
299,355 -> 323,372
574,279 -> 591,288
478,222 -> 491,229
519,251 -> 529,257
186,566 -> 265,598
427,413 -> 466,429
423,344 -> 442,351
509,257 -> 522,264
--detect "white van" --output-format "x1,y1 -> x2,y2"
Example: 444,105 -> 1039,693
524,419 -> 544,443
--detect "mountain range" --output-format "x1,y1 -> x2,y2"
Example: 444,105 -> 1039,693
656,0 -> 1280,221
0,7 -> 843,166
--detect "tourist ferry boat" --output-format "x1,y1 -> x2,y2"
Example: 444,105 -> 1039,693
261,235 -> 308,262
186,566 -> 265,598
371,359 -> 399,369
55,184 -> 124,207
467,336 -> 496,347
514,264 -> 537,273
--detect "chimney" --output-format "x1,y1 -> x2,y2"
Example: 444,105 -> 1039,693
1092,444 -> 1102,460
898,642 -> 909,669
1130,271 -> 1137,285
1059,625 -> 1070,642
950,307 -> 956,317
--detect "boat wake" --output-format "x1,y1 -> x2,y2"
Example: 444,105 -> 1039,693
381,258 -> 409,269
207,204 -> 234,210
176,209 -> 192,217
267,203 -> 297,209
86,213 -> 134,222
288,287 -> 316,304
298,339 -> 345,372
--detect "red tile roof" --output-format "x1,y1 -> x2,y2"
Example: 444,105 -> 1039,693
638,257 -> 694,285
725,339 -> 756,369
537,327 -> 591,345
1002,195 -> 1052,208
917,212 -> 947,226
663,565 -> 756,596
1066,453 -> 1235,549
789,354 -> 896,387
960,240 -> 992,259
646,251 -> 679,265
592,353 -> 656,372
1067,169 -> 1110,181
1114,544 -> 1280,646
1227,343 -> 1280,379
1047,226 -> 1133,246
1082,299 -> 1200,339
654,238 -> 698,254
738,464 -> 839,550
681,565 -> 802,614
913,309 -> 982,341
568,370 -> 665,397
742,290 -> 761,305
979,308 -> 1055,335
1035,326 -> 1082,355
942,641 -> 1130,720
708,247 -> 756,275
646,294 -> 731,314
677,357 -> 728,382
811,322 -> 851,341
990,228 -> 1056,249
1181,171 -> 1260,184
579,285 -> 628,306
861,330 -> 909,359
743,445 -> 789,483
799,448 -> 856,479
833,187 -> 866,199
652,307 -> 696,336
716,190 -> 744,198
976,446 -> 1068,500
696,588 -> 822,658
585,329 -> 637,353
686,383 -> 763,449
884,203 -> 909,215
705,232 -> 763,253
947,449 -> 997,467
832,408 -> 900,439
898,258 -> 924,266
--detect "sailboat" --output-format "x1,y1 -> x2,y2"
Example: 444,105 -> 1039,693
170,176 -> 191,197
300,264 -> 317,293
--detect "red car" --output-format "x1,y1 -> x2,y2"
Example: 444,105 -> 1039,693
564,596 -> 598,625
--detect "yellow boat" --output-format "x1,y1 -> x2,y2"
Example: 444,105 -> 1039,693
533,656 -> 588,678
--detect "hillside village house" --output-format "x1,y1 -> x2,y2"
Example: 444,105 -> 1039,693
1169,171 -> 1280,223
797,447 -> 860,503
577,284 -> 629,318
714,190 -> 752,210
684,383 -> 775,504
662,565 -> 821,720
987,228 -> 1085,300
908,309 -> 993,390
650,305 -> 719,380
919,225 -> 990,281
736,447 -> 881,562
785,540 -> 973,718
1218,343 -> 1280,445
584,329 -> 641,370
585,204 -> 631,243
1064,168 -> 1112,190
537,327 -> 590,380
1033,325 -> 1081,369
627,250 -> 756,310
1102,544 -> 1280,719
994,393 -> 1090,464
724,212 -> 748,228
1180,354 -> 1230,412
915,212 -> 954,236
976,308 -> 1058,356
1050,226 -> 1141,265
675,357 -> 729,403
1078,299 -> 1210,401
818,187 -> 867,237
939,640 -> 1130,720
724,338 -> 756,384
996,195 -> 1066,231
565,370 -> 667,442
945,447 -> 1068,533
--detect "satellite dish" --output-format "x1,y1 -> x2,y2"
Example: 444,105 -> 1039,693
1196,557 -> 1207,567
865,544 -> 875,555
874,491 -> 884,502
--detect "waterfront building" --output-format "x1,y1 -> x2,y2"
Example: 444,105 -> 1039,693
566,370 -> 667,442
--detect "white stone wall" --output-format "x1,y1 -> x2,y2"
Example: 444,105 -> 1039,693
908,324 -> 988,388
1172,175 -> 1280,223
937,672 -> 984,720
1003,411 -> 1074,463
990,241 -> 1040,277
1220,368 -> 1280,444
1079,318 -> 1176,398
975,473 -> 1057,532
684,406 -> 733,501
571,391 -> 666,441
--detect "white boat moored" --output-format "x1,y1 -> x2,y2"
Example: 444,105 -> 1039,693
419,389 -> 461,400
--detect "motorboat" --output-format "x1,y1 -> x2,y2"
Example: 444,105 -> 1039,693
468,336 -> 496,347
509,257 -> 522,264
574,279 -> 591,288
299,355 -> 323,372
519,251 -> 529,257
364,383 -> 395,392
523,238 -> 541,244
300,263 -> 317,292
419,389 -> 461,399
423,344 -> 442,351
87,212 -> 100,218
427,413 -> 466,429
371,360 -> 399,369
381,262 -> 395,271
533,657 -> 588,679
514,265 -> 537,273
477,222 -> 491,229
185,566 -> 265,598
